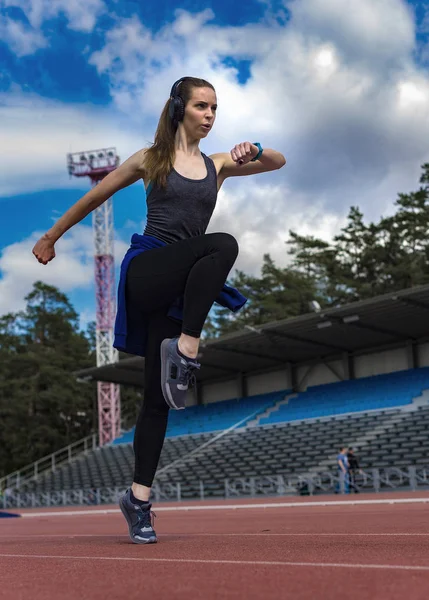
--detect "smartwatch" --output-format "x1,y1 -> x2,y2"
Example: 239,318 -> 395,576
251,142 -> 263,162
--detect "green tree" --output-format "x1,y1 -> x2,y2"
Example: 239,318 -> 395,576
0,282 -> 96,477
286,164 -> 429,305
206,254 -> 323,337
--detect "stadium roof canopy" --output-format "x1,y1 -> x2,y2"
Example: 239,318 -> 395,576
75,284 -> 429,387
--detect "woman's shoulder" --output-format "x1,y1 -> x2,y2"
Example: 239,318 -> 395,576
207,152 -> 228,178
138,147 -> 149,167
126,147 -> 150,182
123,147 -> 149,172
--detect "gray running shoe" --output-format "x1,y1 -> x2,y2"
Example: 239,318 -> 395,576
119,488 -> 157,544
160,337 -> 201,410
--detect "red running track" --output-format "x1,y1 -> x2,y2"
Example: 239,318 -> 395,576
1,493 -> 429,600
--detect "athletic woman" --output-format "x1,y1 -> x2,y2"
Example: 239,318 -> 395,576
32,76 -> 286,544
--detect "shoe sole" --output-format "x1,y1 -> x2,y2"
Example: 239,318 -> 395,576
160,338 -> 185,410
119,496 -> 157,544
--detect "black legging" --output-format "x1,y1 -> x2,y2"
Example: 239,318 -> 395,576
126,232 -> 239,487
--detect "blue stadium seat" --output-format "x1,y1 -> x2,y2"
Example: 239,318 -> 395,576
112,389 -> 288,444
112,367 -> 429,444
259,368 -> 429,425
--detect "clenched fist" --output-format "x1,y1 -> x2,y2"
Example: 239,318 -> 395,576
230,142 -> 259,166
32,233 -> 56,265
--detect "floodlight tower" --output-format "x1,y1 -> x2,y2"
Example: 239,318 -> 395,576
67,148 -> 121,446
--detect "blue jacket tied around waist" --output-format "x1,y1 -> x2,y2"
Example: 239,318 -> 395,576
113,233 -> 248,357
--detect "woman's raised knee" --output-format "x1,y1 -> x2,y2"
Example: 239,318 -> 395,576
209,232 -> 239,259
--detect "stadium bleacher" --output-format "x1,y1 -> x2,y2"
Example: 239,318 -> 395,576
17,367 -> 429,498
259,368 -> 429,425
113,389 -> 288,443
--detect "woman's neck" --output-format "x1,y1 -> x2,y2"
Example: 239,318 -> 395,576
175,130 -> 201,157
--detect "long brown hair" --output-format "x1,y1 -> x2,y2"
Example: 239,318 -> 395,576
143,77 -> 215,189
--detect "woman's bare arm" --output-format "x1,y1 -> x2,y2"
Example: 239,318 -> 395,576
47,149 -> 147,243
32,149 -> 146,264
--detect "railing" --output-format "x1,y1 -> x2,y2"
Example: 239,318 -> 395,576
1,409 -> 139,493
0,433 -> 98,491
1,483 -> 180,509
224,466 -> 429,497
2,466 -> 429,509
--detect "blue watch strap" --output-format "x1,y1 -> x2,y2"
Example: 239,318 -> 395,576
251,142 -> 263,162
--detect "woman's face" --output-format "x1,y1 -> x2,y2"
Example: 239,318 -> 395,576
183,87 -> 217,138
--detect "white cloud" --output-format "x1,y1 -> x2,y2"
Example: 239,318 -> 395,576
0,13 -> 47,57
2,0 -> 429,317
84,1 -> 429,221
285,0 -> 415,67
0,92 -> 147,196
3,0 -> 105,31
208,180 -> 346,276
0,223 -> 128,317
0,225 -> 93,316
1,0 -> 105,56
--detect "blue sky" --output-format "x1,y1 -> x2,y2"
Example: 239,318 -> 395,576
0,1 -> 286,102
1,0 -> 429,328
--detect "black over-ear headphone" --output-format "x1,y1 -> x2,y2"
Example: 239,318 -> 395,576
168,77 -> 189,124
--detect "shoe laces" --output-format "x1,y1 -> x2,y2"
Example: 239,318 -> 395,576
179,360 -> 201,389
137,506 -> 156,530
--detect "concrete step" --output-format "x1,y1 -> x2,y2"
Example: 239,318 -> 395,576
246,394 -> 297,427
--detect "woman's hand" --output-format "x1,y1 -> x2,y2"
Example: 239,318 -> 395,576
32,233 -> 56,265
230,142 -> 259,166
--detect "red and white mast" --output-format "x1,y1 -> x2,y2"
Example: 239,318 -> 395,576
67,148 -> 120,445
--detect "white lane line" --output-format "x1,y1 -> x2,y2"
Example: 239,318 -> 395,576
0,553 -> 429,572
16,496 -> 429,518
1,532 -> 429,538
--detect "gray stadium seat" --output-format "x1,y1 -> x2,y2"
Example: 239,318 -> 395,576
17,405 -> 429,498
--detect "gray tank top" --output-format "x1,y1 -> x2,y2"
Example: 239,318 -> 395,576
143,152 -> 218,244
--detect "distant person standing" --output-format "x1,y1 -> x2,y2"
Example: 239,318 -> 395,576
347,447 -> 362,493
336,446 -> 349,494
